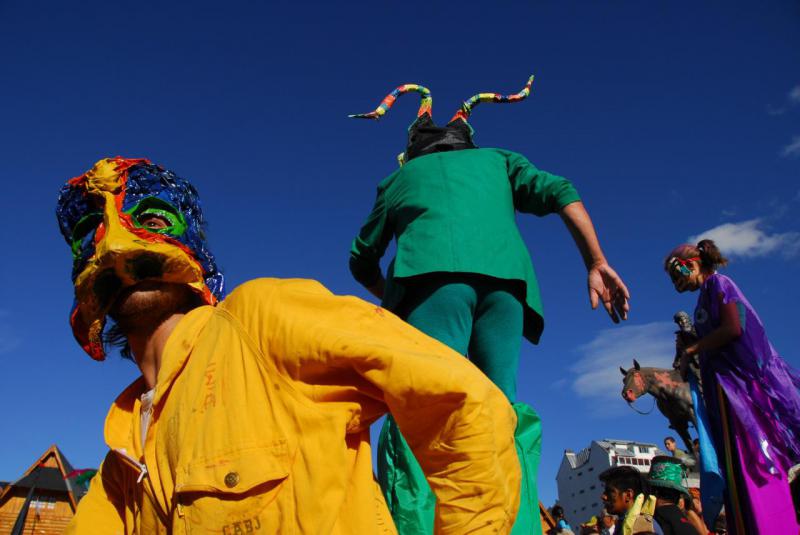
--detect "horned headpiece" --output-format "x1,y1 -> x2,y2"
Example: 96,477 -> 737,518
350,76 -> 534,163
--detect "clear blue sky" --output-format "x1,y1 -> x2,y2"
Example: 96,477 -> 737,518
1,0 -> 798,511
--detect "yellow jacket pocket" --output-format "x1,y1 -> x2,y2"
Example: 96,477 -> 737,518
176,442 -> 295,535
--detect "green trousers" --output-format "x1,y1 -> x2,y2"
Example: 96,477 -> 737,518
378,275 -> 543,534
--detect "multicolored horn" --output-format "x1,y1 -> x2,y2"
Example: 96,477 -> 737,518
449,75 -> 534,123
349,84 -> 432,120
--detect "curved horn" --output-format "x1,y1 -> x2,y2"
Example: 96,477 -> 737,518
449,75 -> 534,123
633,359 -> 641,370
349,84 -> 432,120
620,366 -> 628,376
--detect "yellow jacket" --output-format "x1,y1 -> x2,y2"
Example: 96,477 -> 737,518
67,278 -> 520,534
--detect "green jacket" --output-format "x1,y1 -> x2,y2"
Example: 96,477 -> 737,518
350,148 -> 580,343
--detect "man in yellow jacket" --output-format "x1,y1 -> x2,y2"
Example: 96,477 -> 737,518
55,157 -> 521,534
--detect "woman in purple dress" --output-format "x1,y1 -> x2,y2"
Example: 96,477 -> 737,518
665,239 -> 800,534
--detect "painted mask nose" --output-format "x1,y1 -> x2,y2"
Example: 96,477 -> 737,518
128,252 -> 165,280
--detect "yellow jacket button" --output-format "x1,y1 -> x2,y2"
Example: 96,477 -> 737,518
224,472 -> 239,488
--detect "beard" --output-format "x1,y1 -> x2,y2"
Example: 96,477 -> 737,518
109,281 -> 200,336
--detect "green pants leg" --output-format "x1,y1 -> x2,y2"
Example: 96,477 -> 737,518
377,276 -> 543,534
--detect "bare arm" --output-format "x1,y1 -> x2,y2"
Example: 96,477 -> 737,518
559,201 -> 630,322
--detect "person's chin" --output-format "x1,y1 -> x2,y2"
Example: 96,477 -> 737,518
110,280 -> 174,318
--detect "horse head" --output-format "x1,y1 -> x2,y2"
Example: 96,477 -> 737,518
619,358 -> 647,402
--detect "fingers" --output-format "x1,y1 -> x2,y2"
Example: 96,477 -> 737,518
602,265 -> 629,321
588,264 -> 630,323
604,299 -> 620,323
614,292 -> 629,321
590,288 -> 599,310
598,263 -> 631,299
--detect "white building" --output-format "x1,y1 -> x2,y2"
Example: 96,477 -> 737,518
555,439 -> 665,526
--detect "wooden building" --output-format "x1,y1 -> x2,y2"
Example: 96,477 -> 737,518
540,502 -> 557,533
0,445 -> 90,535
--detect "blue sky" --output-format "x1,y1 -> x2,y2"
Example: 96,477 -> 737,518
0,0 -> 798,512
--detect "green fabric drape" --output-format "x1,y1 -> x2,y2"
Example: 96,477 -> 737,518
378,403 -> 542,534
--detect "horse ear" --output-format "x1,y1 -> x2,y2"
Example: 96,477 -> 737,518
633,359 -> 641,370
620,366 -> 627,376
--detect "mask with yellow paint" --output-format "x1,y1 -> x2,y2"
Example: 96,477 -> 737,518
56,157 -> 224,360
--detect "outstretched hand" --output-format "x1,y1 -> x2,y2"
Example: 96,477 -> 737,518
588,263 -> 630,323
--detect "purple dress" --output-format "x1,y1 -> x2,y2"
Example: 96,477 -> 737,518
694,273 -> 800,534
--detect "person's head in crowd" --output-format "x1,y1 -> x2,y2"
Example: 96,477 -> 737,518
599,466 -> 648,515
600,508 -> 616,528
551,504 -> 566,519
579,516 -> 599,534
647,456 -> 690,506
688,487 -> 702,514
663,436 -> 678,453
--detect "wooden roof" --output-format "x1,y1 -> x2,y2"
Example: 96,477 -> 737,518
540,501 -> 557,531
0,444 -> 81,511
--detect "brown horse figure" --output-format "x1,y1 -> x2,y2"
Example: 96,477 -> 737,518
620,359 -> 696,454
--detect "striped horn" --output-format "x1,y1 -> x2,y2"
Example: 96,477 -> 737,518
449,75 -> 534,123
349,84 -> 432,120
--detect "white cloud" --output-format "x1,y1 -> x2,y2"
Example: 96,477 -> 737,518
767,105 -> 787,116
570,322 -> 676,415
689,219 -> 800,258
790,85 -> 800,105
782,136 -> 800,158
766,86 -> 800,116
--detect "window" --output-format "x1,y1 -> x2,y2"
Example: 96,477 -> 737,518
590,485 -> 596,490
591,502 -> 598,508
588,467 -> 594,472
578,471 -> 583,477
29,496 -> 56,511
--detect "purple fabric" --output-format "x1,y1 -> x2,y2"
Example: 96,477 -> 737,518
695,274 -> 800,531
732,412 -> 799,533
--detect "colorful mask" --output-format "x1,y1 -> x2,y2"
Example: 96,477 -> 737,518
350,76 -> 534,164
56,157 -> 224,360
667,256 -> 699,282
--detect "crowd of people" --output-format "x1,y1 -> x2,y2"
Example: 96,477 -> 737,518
548,240 -> 800,535
54,75 -> 798,534
549,458 -> 720,535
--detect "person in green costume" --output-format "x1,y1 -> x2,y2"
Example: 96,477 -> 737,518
349,77 -> 630,534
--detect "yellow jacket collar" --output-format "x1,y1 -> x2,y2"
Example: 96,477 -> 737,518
103,305 -> 215,451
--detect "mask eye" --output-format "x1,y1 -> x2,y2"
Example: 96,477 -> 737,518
126,198 -> 187,237
668,258 -> 691,282
70,212 -> 102,258
137,212 -> 172,230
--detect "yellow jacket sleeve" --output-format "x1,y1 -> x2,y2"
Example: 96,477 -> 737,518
66,455 -> 127,535
223,278 -> 521,534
